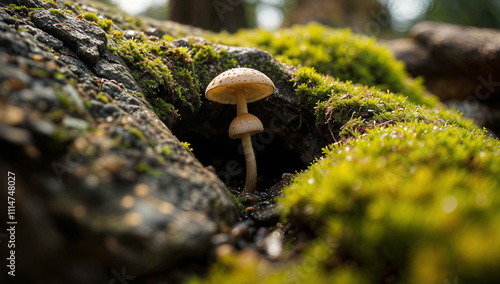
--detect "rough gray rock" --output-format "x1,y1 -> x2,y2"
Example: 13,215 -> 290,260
93,58 -> 140,91
31,9 -> 107,65
0,6 -> 236,283
5,0 -> 51,9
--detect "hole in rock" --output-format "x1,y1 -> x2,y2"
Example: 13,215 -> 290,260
172,120 -> 305,191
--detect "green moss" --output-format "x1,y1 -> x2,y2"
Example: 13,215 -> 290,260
54,72 -> 66,80
96,92 -> 109,103
192,25 -> 498,283
181,141 -> 193,152
127,126 -> 144,140
83,98 -> 92,110
161,145 -> 173,157
82,12 -> 113,31
83,12 -> 99,23
136,161 -> 149,173
189,242 -> 367,284
64,2 -> 83,14
147,168 -> 164,178
49,9 -> 66,18
99,18 -> 113,30
277,122 -> 500,283
291,66 -> 469,140
63,8 -> 74,15
57,93 -> 73,109
114,35 -> 236,124
211,23 -> 436,107
229,193 -> 245,217
194,121 -> 500,284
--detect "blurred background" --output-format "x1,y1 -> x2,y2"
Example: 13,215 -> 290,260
107,0 -> 500,36
103,0 -> 500,135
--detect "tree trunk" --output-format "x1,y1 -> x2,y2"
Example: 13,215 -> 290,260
169,0 -> 248,33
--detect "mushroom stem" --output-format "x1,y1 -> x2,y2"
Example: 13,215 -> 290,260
238,133 -> 257,196
235,89 -> 248,115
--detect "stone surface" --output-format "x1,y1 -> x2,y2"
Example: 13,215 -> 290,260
0,5 -> 237,283
31,9 -> 107,65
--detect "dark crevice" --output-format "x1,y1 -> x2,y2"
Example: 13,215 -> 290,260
171,107 -> 306,191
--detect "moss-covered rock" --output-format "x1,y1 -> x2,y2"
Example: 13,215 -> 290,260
113,34 -> 237,125
279,121 -> 500,283
2,0 -> 500,283
211,23 -> 436,107
185,23 -> 499,284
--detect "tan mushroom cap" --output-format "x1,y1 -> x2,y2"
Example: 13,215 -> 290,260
228,113 -> 264,139
205,68 -> 275,104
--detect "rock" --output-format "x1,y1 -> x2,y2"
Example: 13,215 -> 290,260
93,58 -> 139,91
0,6 -> 237,283
5,0 -> 51,9
384,38 -> 439,76
22,24 -> 64,50
386,22 -> 500,134
410,21 -> 500,73
31,10 -> 107,65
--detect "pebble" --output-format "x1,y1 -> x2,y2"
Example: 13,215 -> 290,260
32,54 -> 44,62
263,230 -> 283,259
231,221 -> 250,238
0,125 -> 31,145
215,244 -> 235,258
211,233 -> 232,246
2,78 -> 26,90
62,117 -> 90,130
1,105 -> 25,125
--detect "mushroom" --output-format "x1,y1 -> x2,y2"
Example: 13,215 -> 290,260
228,113 -> 264,195
205,68 -> 275,196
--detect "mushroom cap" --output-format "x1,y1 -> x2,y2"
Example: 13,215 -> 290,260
205,68 -> 275,104
228,113 -> 264,139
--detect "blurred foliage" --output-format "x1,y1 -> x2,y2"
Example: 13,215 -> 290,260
138,1 -> 169,20
135,0 -> 500,34
424,0 -> 500,29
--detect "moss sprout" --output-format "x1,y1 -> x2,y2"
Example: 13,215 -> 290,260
49,9 -> 66,18
82,12 -> 113,31
181,141 -> 193,152
127,126 -> 144,141
161,145 -> 173,157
